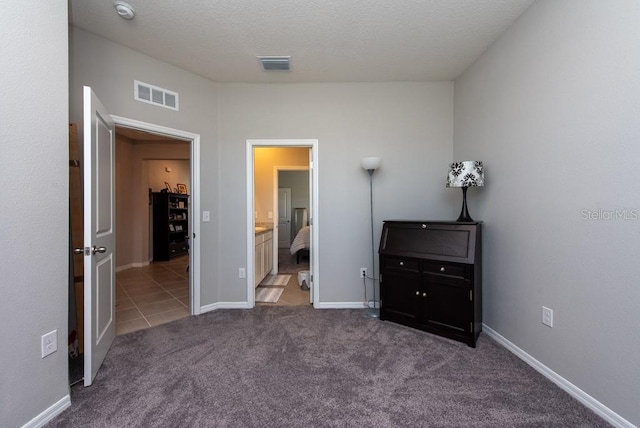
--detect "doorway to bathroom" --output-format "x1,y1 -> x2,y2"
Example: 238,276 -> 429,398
246,139 -> 319,308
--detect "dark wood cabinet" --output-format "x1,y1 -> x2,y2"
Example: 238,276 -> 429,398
379,221 -> 482,347
152,192 -> 189,261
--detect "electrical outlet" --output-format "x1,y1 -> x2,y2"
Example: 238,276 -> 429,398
41,330 -> 57,358
202,211 -> 210,222
239,268 -> 246,278
360,267 -> 367,278
542,306 -> 553,328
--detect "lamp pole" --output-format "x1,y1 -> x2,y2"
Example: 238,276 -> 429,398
366,168 -> 379,318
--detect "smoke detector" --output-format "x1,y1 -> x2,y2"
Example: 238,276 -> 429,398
114,1 -> 135,20
257,56 -> 292,71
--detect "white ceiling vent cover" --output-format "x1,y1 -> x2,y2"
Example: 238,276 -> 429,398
257,56 -> 291,71
134,80 -> 179,111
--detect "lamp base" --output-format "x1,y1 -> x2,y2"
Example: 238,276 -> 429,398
456,186 -> 474,222
365,307 -> 380,318
456,212 -> 474,222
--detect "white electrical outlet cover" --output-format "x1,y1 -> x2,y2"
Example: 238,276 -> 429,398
41,330 -> 57,358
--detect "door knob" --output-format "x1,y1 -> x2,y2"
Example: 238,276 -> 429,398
73,248 -> 84,255
92,246 -> 107,255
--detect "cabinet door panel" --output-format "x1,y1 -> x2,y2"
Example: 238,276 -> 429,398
381,270 -> 421,322
424,276 -> 470,333
254,242 -> 264,288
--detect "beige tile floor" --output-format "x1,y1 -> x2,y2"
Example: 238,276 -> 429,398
116,251 -> 307,335
116,256 -> 190,335
256,249 -> 311,306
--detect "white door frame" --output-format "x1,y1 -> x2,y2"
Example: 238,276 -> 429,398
246,139 -> 319,307
112,115 -> 202,315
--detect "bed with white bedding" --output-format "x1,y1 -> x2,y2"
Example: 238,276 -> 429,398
290,226 -> 310,263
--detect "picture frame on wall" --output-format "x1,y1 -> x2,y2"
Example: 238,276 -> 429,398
177,183 -> 188,194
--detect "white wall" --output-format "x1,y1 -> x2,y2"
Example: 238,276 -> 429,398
115,137 -> 190,269
70,29 -> 455,308
219,82 -> 454,304
0,1 -> 70,426
148,159 -> 190,193
280,171 -> 310,241
254,147 -> 309,224
70,28 -> 221,305
454,0 -> 640,425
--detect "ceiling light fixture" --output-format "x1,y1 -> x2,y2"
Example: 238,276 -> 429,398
114,1 -> 135,20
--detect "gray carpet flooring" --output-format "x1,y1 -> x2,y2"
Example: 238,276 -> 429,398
49,306 -> 609,427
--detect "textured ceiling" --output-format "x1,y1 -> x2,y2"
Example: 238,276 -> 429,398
69,0 -> 534,83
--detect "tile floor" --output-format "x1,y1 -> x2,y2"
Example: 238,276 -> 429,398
256,249 -> 310,306
116,255 -> 190,335
116,249 -> 308,335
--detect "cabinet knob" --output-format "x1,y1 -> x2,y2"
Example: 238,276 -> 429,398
440,267 -> 445,272
422,224 -> 427,229
415,291 -> 420,296
399,261 -> 404,266
422,292 -> 427,297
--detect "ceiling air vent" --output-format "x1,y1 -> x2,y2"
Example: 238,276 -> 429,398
134,80 -> 179,111
257,56 -> 291,71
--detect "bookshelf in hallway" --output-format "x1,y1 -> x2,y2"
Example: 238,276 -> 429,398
152,192 -> 189,261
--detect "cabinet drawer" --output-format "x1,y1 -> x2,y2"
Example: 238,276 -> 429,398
383,257 -> 419,272
423,262 -> 468,279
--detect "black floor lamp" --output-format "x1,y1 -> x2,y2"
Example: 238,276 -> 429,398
361,156 -> 382,318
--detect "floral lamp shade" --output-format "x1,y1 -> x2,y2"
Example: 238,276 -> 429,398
446,161 -> 484,188
446,161 -> 484,222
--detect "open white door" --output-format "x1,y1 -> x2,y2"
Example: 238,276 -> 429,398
308,149 -> 314,304
82,86 -> 116,386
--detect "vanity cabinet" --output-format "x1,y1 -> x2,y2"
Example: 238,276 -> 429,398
254,230 -> 273,287
379,221 -> 482,347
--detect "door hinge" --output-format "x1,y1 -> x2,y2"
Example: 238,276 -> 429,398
310,274 -> 313,283
469,290 -> 473,301
470,322 -> 473,331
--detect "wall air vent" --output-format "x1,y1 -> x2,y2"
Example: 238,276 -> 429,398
257,56 -> 291,71
134,80 -> 179,111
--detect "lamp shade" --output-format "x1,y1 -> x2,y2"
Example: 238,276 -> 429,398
361,157 -> 382,171
446,161 -> 484,188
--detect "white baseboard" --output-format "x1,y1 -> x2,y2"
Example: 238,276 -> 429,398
199,301 -> 368,312
22,395 -> 71,428
199,301 -> 252,314
115,260 -> 150,272
313,301 -> 368,309
482,324 -> 635,428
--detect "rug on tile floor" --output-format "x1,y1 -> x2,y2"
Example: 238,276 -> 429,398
259,274 -> 291,286
255,287 -> 284,303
